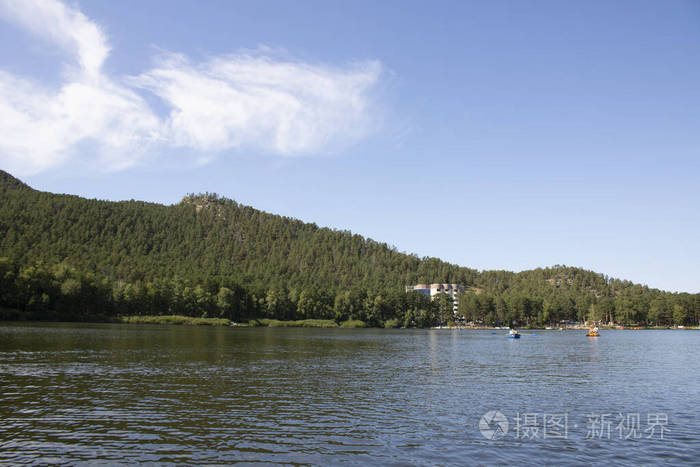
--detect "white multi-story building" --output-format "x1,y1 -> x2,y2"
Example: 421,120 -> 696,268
405,283 -> 465,315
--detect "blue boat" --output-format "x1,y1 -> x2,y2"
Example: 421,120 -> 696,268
508,329 -> 520,339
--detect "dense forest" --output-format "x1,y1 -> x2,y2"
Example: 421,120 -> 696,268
1,169 -> 698,327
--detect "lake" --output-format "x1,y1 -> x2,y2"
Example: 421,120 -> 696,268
1,323 -> 698,464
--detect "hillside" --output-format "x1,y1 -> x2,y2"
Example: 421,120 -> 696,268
0,170 -> 698,326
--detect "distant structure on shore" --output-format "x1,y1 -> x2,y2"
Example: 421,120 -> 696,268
405,284 -> 466,315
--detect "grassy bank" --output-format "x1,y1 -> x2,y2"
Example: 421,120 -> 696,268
340,319 -> 368,328
120,315 -> 231,326
248,318 -> 339,328
247,318 -> 370,328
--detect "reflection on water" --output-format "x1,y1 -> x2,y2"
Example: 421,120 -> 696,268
1,324 -> 698,464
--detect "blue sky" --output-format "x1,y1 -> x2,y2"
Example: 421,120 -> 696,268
0,0 -> 698,292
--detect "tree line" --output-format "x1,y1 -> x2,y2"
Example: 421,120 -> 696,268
1,170 -> 698,327
0,258 -> 445,327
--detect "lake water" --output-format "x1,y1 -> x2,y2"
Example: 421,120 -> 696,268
1,323 -> 698,465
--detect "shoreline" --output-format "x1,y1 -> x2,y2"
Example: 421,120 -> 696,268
2,308 -> 698,330
431,325 -> 700,331
2,318 -> 698,331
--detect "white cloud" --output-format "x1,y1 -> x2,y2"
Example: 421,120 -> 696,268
131,53 -> 381,155
0,0 -> 382,175
0,0 -> 160,174
0,0 -> 108,77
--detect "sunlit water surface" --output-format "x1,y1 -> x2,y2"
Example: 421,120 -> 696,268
1,323 -> 698,464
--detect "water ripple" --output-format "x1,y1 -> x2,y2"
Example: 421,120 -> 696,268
1,325 -> 699,464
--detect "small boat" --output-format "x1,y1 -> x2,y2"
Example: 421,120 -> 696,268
586,326 -> 600,337
508,329 -> 520,339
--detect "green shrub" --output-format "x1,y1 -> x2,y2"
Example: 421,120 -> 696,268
383,318 -> 400,328
265,319 -> 286,327
248,318 -> 276,326
120,315 -> 230,326
302,319 -> 338,328
340,319 -> 368,328
267,319 -> 338,328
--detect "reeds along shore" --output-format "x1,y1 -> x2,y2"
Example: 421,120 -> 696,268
119,316 -> 371,328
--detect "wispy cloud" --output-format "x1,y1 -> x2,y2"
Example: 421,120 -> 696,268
0,0 -> 382,175
0,0 -> 161,174
131,53 -> 381,156
0,0 -> 109,77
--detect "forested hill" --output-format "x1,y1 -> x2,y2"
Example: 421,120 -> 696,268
0,170 -> 477,292
1,170 -> 698,326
